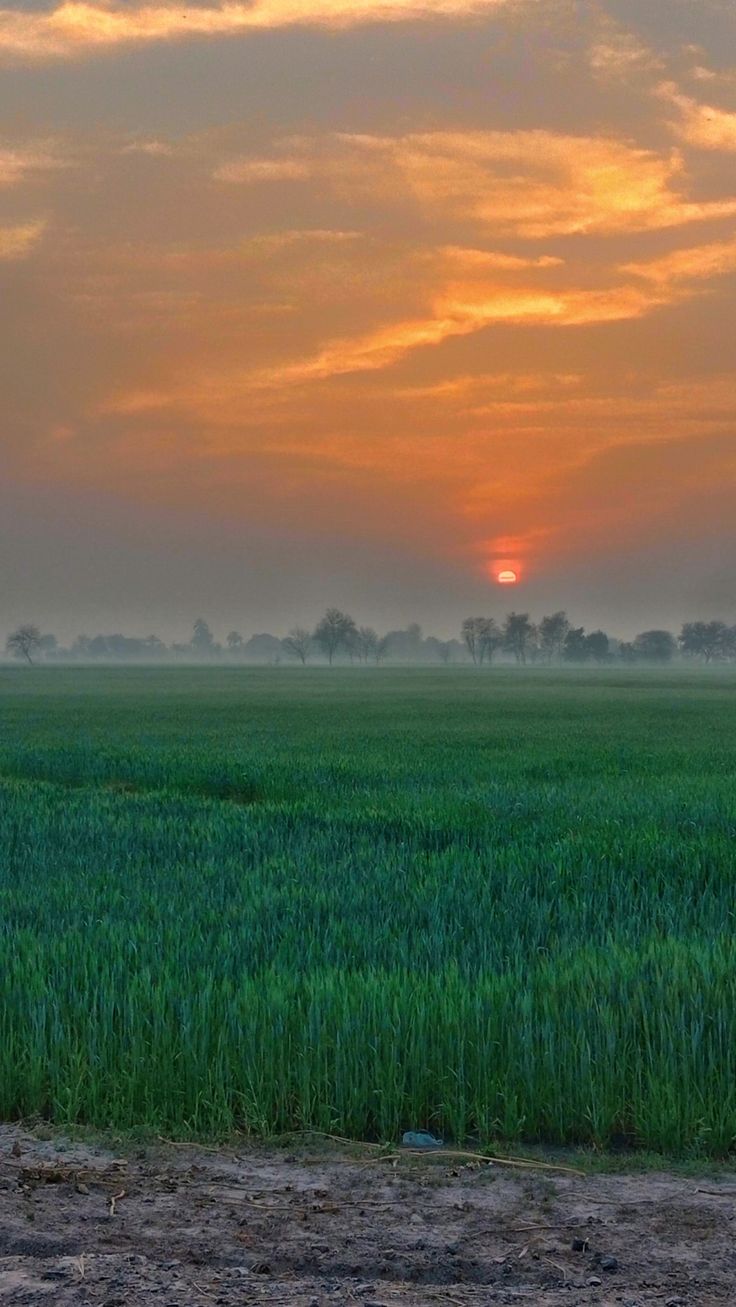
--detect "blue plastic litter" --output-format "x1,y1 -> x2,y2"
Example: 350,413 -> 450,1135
401,1130 -> 444,1149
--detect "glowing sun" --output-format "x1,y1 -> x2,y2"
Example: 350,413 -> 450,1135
497,569 -> 518,585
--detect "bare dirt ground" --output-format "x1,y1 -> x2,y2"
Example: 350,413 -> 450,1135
0,1125 -> 734,1306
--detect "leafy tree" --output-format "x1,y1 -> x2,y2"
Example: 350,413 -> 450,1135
633,629 -> 676,663
585,630 -> 610,663
6,624 -> 42,665
243,633 -> 282,662
503,611 -> 535,664
191,618 -> 216,656
226,631 -> 244,653
679,620 -> 730,663
538,611 -> 570,662
381,623 -> 425,661
563,627 -> 588,661
283,627 -> 313,664
313,608 -> 357,665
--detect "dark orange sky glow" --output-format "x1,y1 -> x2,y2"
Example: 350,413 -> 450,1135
1,0 -> 735,636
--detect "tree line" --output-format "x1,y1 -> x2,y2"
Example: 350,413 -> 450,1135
5,610 -> 736,666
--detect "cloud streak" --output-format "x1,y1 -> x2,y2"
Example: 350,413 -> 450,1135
658,81 -> 736,151
218,129 -> 736,236
266,285 -> 672,386
0,143 -> 64,186
0,219 -> 46,259
0,0 -> 514,62
99,240 -> 709,413
622,233 -> 736,286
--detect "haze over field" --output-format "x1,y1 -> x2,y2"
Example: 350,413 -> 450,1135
1,0 -> 735,640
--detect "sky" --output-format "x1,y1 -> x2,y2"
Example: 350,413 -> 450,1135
1,0 -> 735,641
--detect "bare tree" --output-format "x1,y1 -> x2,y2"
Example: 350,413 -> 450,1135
313,609 -> 357,665
376,635 -> 390,664
355,626 -> 379,662
6,624 -> 42,665
478,618 -> 502,664
503,612 -> 535,664
283,627 -> 313,664
462,617 -> 502,665
462,617 -> 480,664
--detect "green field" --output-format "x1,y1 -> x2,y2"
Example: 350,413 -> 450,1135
2,666 -> 736,1153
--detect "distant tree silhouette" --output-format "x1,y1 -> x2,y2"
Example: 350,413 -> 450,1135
679,620 -> 731,663
634,629 -> 676,663
243,633 -> 282,662
503,612 -> 535,664
461,617 -> 481,664
380,623 -> 426,661
6,624 -> 42,665
586,630 -> 610,663
16,606 -> 736,668
563,626 -> 588,661
355,626 -> 380,662
538,611 -> 570,662
479,617 -> 502,663
424,636 -> 454,664
313,609 -> 357,665
191,618 -> 217,656
462,617 -> 501,665
283,627 -> 313,664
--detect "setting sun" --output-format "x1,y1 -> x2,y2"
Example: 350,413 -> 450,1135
497,569 -> 518,585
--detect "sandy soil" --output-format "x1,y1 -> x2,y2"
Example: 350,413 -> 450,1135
0,1124 -> 733,1305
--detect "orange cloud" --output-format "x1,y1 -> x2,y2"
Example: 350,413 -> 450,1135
0,0 -> 514,62
658,81 -> 736,151
347,285 -> 667,378
214,157 -> 313,183
120,139 -> 175,157
86,192 -> 736,433
0,143 -> 64,186
96,257 -> 676,410
0,219 -> 46,258
588,26 -> 662,83
218,129 -> 736,236
622,234 -> 736,286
